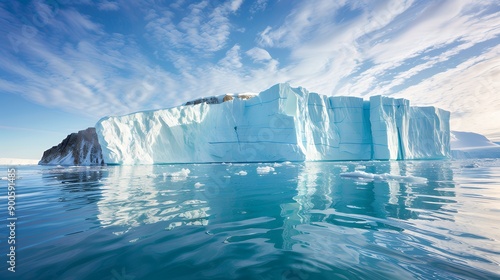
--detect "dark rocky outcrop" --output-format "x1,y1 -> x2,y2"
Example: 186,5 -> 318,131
184,94 -> 256,106
184,96 -> 220,106
39,127 -> 104,165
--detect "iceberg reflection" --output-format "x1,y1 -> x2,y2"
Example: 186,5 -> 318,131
96,165 -> 211,232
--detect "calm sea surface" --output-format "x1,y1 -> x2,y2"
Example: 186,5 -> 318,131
1,160 -> 499,279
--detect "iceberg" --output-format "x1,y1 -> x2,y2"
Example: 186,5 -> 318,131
93,83 -> 450,164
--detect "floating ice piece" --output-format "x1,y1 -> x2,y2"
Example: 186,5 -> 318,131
340,171 -> 428,184
256,166 -> 275,174
194,182 -> 205,188
236,170 -> 248,176
165,168 -> 191,182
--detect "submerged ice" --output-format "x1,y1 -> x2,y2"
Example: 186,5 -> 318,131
95,83 -> 450,164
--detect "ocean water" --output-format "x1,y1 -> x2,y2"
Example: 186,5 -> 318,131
1,160 -> 500,280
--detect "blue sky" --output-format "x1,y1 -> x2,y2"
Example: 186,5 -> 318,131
1,0 -> 499,159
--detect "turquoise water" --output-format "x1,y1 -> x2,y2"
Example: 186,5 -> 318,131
1,160 -> 500,279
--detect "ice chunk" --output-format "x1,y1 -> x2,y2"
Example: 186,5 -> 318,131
256,166 -> 275,174
166,168 -> 191,182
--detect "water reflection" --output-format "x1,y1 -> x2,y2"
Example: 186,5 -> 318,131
277,161 -> 471,278
283,161 -> 457,225
96,165 -> 212,232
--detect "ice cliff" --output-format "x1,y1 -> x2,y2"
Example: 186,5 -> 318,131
93,83 -> 450,164
39,127 -> 104,165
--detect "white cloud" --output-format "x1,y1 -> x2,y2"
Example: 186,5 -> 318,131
229,0 -> 243,12
98,1 -> 120,11
2,0 -> 500,141
219,44 -> 243,69
145,0 -> 243,55
250,0 -> 268,14
246,47 -> 272,62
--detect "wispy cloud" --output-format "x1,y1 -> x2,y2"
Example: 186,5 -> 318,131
1,0 -> 499,140
145,0 -> 243,56
250,0 -> 267,14
246,47 -> 272,62
98,1 -> 119,11
219,44 -> 243,69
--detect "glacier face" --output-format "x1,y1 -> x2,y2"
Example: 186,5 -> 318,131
95,83 -> 450,164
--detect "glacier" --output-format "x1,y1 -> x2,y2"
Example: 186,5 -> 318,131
94,83 -> 450,164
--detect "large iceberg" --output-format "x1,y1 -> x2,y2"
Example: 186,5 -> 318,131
94,83 -> 450,164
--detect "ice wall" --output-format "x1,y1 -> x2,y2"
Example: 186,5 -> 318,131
369,96 -> 450,160
95,83 -> 450,164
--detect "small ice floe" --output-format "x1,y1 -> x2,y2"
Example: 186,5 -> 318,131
164,168 -> 191,182
256,166 -> 275,175
166,222 -> 183,231
354,165 -> 366,170
340,171 -> 428,185
183,200 -> 206,205
335,165 -> 349,172
236,170 -> 248,176
462,162 -> 480,168
194,182 -> 205,188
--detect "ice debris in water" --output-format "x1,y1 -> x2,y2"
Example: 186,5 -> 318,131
256,166 -> 275,175
236,170 -> 248,176
164,168 -> 191,182
340,171 -> 428,185
355,165 -> 366,170
194,182 -> 205,188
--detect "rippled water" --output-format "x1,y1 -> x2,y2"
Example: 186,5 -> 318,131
1,160 -> 500,279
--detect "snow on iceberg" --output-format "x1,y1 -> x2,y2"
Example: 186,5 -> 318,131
95,83 -> 450,164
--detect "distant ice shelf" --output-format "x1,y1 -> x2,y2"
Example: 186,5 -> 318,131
92,83 -> 450,164
450,131 -> 500,159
